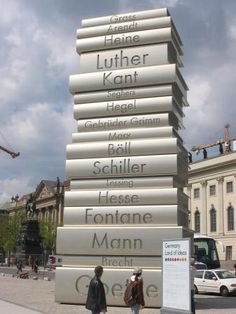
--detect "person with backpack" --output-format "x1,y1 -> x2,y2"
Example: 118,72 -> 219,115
85,266 -> 107,314
124,267 -> 145,314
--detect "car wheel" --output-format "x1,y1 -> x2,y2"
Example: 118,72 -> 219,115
220,286 -> 229,297
194,285 -> 198,294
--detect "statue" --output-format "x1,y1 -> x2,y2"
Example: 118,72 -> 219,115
26,194 -> 37,218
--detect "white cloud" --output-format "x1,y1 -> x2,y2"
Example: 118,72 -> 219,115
0,177 -> 32,205
1,0 -> 236,198
149,0 -> 183,8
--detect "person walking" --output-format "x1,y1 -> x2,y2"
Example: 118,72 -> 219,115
233,262 -> 236,275
16,259 -> 23,274
85,266 -> 107,314
33,258 -> 39,273
129,267 -> 145,314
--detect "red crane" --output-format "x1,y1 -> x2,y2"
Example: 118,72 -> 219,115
0,145 -> 20,158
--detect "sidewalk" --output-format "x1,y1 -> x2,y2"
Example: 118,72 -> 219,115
0,274 -> 236,314
0,276 -> 158,314
0,299 -> 43,314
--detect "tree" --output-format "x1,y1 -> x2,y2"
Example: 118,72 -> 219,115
2,212 -> 24,263
0,216 -> 8,249
39,220 -> 60,255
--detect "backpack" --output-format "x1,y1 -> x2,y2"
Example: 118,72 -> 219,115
123,280 -> 135,306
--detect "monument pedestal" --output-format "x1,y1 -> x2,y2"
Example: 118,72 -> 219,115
16,219 -> 42,264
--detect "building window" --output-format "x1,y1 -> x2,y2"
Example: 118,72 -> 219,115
209,185 -> 216,196
194,210 -> 200,233
210,207 -> 216,232
194,188 -> 200,199
227,206 -> 234,231
226,181 -> 233,193
226,246 -> 232,260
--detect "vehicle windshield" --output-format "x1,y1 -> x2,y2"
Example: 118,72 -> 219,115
194,237 -> 220,269
215,271 -> 236,279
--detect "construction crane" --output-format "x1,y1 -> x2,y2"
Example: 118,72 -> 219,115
0,145 -> 20,158
191,124 -> 236,158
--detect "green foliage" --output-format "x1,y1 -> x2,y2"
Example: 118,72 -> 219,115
1,212 -> 23,254
0,217 -> 8,248
39,220 -> 60,254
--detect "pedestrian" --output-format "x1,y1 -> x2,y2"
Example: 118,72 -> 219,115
234,262 -> 236,275
190,257 -> 196,314
16,259 -> 23,274
127,267 -> 145,314
33,258 -> 39,273
85,266 -> 107,314
29,255 -> 33,270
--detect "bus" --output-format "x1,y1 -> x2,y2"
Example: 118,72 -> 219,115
193,234 -> 221,269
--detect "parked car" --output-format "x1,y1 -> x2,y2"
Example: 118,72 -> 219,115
194,262 -> 207,270
194,269 -> 236,296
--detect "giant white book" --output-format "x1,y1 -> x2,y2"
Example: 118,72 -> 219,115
79,43 -> 182,73
71,126 -> 181,143
65,154 -> 188,180
69,64 -> 188,98
78,16 -> 173,38
81,8 -> 170,27
66,138 -> 187,159
64,188 -> 188,207
76,27 -> 182,55
73,84 -> 188,107
77,112 -> 180,133
73,96 -> 183,120
69,176 -> 181,189
63,204 -> 188,227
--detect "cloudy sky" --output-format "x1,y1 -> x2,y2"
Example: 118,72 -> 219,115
1,0 -> 236,204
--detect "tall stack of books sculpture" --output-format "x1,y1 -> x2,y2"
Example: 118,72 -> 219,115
55,8 -> 192,307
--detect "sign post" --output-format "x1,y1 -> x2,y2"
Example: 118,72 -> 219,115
161,238 -> 192,314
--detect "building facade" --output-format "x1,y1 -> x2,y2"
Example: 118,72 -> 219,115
3,179 -> 69,225
187,151 -> 236,264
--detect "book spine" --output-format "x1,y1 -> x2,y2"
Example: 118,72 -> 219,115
66,138 -> 181,159
63,205 -> 187,226
73,96 -> 180,119
71,126 -> 181,143
76,28 -> 182,54
81,8 -> 169,27
69,64 -> 180,94
60,255 -> 162,268
77,113 -> 179,133
64,188 -> 187,206
74,84 -> 174,103
77,16 -> 172,38
69,176 -> 176,189
56,225 -> 189,256
79,43 -> 179,73
65,154 -> 186,179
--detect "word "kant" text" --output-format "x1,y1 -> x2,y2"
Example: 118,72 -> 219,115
103,70 -> 138,86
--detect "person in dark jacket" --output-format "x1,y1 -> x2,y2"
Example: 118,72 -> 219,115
129,267 -> 145,314
85,266 -> 107,314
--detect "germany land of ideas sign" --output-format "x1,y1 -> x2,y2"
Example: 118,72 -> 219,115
55,8 -> 192,308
